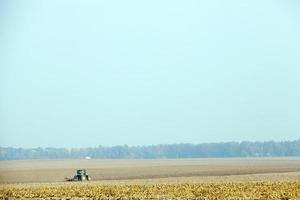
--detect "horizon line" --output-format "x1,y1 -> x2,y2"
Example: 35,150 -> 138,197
1,139 -> 299,149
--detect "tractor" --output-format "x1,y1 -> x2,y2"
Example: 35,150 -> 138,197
65,169 -> 91,181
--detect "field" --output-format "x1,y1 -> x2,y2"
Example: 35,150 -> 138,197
1,158 -> 300,199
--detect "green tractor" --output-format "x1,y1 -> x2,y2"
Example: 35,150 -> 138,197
66,169 -> 91,181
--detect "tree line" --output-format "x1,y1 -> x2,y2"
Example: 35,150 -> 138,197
1,140 -> 300,160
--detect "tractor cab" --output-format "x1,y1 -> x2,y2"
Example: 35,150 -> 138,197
77,169 -> 86,176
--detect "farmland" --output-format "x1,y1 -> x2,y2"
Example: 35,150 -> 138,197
1,158 -> 300,199
2,181 -> 300,200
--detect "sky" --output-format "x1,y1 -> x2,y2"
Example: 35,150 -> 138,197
1,0 -> 300,148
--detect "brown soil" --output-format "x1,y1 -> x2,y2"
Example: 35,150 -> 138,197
1,157 -> 300,183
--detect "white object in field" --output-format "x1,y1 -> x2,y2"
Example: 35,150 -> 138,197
85,156 -> 91,159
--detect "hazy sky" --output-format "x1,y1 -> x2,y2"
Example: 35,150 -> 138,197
1,0 -> 300,148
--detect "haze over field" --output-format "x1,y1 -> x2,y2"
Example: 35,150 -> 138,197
1,0 -> 300,148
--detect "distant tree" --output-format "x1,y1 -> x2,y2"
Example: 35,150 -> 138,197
1,140 -> 300,160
